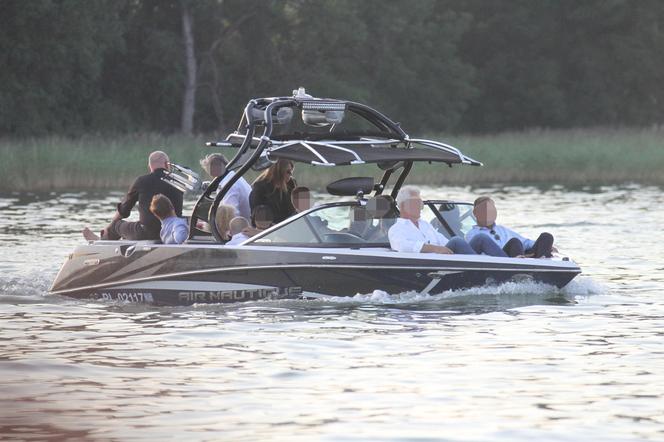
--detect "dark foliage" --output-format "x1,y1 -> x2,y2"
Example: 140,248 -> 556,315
1,0 -> 663,136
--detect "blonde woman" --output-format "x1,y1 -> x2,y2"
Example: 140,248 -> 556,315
214,204 -> 235,242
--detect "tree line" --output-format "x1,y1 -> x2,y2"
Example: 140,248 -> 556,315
2,0 -> 663,137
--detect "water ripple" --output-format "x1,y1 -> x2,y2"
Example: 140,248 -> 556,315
1,186 -> 664,441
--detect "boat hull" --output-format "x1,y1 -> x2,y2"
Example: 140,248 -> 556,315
50,242 -> 582,306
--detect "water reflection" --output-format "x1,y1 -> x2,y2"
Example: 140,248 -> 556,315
1,185 -> 663,441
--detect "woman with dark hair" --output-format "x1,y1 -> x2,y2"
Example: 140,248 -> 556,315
249,159 -> 297,224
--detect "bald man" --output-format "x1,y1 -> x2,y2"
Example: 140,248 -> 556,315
83,151 -> 184,241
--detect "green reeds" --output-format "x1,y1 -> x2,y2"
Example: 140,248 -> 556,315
1,127 -> 662,192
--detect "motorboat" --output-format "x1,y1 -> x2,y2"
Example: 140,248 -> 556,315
50,88 -> 581,305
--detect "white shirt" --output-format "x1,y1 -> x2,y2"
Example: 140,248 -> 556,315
226,232 -> 250,245
466,224 -> 535,250
388,218 -> 448,253
219,171 -> 252,220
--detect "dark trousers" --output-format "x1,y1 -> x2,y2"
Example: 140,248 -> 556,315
503,232 -> 554,258
102,219 -> 159,241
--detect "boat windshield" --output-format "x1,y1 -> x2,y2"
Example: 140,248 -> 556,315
245,200 -> 476,247
248,202 -> 398,247
424,201 -> 476,239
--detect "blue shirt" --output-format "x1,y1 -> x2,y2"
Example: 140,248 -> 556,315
466,224 -> 535,250
160,216 -> 189,244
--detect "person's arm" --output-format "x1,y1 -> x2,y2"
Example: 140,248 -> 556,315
426,222 -> 454,253
388,222 -> 452,253
222,186 -> 241,217
421,244 -> 453,254
388,223 -> 423,253
116,178 -> 140,219
173,221 -> 189,244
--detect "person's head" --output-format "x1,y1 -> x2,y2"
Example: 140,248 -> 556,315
291,186 -> 311,212
214,204 -> 235,240
255,159 -> 294,191
150,194 -> 176,221
395,186 -> 423,220
252,205 -> 274,230
229,216 -> 250,236
473,196 -> 497,227
149,151 -> 169,172
200,153 -> 228,179
367,195 -> 397,218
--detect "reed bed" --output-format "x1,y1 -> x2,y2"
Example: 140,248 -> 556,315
1,127 -> 662,192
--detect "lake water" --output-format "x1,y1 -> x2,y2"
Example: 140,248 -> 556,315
1,185 -> 663,441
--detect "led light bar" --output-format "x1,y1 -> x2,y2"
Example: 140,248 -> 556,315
301,101 -> 346,111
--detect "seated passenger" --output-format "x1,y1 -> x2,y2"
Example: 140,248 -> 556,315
291,186 -> 312,212
214,204 -> 235,242
347,206 -> 371,237
83,151 -> 183,241
365,195 -> 399,242
250,159 -> 297,224
226,216 -> 251,245
200,153 -> 252,219
149,194 -> 188,244
292,186 -> 329,233
244,204 -> 275,237
388,186 -> 496,255
466,196 -> 555,258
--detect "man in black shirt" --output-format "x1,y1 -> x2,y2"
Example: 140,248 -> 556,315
82,151 -> 184,241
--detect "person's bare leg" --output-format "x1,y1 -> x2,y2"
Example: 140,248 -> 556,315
82,227 -> 100,241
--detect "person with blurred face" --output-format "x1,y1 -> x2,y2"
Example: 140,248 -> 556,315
291,186 -> 311,213
388,186 -> 489,255
466,196 -> 554,258
82,150 -> 183,241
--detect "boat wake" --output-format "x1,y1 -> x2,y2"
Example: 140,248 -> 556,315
0,271 -> 56,304
0,271 -> 604,310
313,276 -> 605,306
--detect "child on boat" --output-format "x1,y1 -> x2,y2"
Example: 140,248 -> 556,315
149,194 -> 189,245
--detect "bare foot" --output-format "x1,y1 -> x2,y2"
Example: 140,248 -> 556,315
82,227 -> 100,241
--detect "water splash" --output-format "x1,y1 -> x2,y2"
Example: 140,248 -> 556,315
0,272 -> 53,303
314,276 -> 606,305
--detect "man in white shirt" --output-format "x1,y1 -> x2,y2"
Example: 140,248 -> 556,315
200,153 -> 252,220
388,186 -> 490,255
465,196 -> 554,258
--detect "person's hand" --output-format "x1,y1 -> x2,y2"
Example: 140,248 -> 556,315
421,244 -> 453,254
112,211 -> 122,221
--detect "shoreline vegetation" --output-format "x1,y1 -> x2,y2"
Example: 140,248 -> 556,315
1,127 -> 663,192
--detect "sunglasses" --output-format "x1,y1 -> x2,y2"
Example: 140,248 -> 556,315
490,229 -> 500,241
